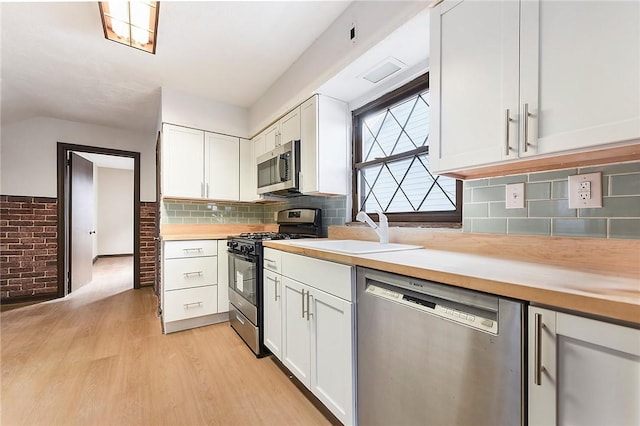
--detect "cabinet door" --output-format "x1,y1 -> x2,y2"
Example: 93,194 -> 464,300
300,96 -> 318,194
239,138 -> 259,202
263,123 -> 279,153
253,131 -> 267,159
430,0 -> 519,173
529,307 -> 640,426
279,106 -> 301,145
281,276 -> 311,387
204,132 -> 239,201
216,240 -> 229,313
309,288 -> 354,425
162,124 -> 204,198
263,269 -> 282,359
520,0 -> 640,157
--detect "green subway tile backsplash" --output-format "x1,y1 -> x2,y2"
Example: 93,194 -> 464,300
162,196 -> 347,237
462,161 -> 640,239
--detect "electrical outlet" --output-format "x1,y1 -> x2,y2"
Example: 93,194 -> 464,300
505,183 -> 525,209
568,172 -> 602,208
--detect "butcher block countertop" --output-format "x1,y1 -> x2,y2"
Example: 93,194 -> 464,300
161,224 -> 278,241
263,228 -> 640,325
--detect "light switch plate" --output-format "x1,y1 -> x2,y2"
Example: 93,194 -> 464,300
568,172 -> 603,208
505,183 -> 525,209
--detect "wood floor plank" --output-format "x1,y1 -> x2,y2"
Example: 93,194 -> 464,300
1,257 -> 330,426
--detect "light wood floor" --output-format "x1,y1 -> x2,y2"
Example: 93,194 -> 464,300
1,257 -> 330,426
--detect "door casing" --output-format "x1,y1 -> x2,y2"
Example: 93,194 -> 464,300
57,142 -> 141,297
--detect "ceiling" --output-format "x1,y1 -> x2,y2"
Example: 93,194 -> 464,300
77,152 -> 135,170
0,1 -> 351,133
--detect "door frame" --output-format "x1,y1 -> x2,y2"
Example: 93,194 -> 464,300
57,142 -> 141,297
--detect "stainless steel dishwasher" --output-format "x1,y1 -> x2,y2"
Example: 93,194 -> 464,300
357,267 -> 523,426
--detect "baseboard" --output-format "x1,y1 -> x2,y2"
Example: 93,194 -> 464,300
96,253 -> 134,259
1,293 -> 58,308
163,312 -> 229,334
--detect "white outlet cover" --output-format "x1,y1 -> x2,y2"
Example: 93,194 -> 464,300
568,172 -> 603,209
505,183 -> 525,209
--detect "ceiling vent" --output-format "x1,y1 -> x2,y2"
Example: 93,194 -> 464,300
361,57 -> 406,84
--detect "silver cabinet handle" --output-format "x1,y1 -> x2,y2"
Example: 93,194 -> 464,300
306,292 -> 313,321
265,276 -> 280,301
504,109 -> 513,156
523,103 -> 530,153
184,301 -> 203,309
534,312 -> 543,386
183,247 -> 203,252
183,271 -> 203,277
201,182 -> 205,197
301,289 -> 306,318
206,182 -> 209,198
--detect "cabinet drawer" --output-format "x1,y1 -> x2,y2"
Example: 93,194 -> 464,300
281,251 -> 354,301
263,247 -> 282,273
164,240 -> 218,259
164,257 -> 217,291
163,286 -> 217,322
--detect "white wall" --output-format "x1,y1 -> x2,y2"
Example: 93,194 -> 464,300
249,1 -> 426,135
96,167 -> 133,256
0,116 -> 156,201
93,163 -> 99,260
161,87 -> 250,138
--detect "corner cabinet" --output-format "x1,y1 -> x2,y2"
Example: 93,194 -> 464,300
162,239 -> 229,333
263,247 -> 356,426
430,0 -> 640,175
300,95 -> 349,195
161,123 -> 241,201
528,306 -> 640,425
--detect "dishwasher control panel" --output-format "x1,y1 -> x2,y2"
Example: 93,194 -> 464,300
366,284 -> 498,334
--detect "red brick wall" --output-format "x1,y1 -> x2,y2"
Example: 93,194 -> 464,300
0,196 -> 158,301
140,202 -> 156,287
0,195 -> 58,301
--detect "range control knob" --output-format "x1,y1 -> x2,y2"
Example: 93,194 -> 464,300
246,245 -> 255,254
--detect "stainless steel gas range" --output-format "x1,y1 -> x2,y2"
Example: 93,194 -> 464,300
226,208 -> 321,356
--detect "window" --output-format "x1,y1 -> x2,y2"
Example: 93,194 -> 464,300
352,74 -> 461,223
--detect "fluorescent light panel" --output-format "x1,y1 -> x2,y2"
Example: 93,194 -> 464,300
99,2 -> 159,54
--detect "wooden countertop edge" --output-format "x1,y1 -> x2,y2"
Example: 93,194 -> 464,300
263,241 -> 640,325
161,233 -> 235,241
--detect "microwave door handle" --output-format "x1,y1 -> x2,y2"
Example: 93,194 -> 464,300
279,154 -> 289,182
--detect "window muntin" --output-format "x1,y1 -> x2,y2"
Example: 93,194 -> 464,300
353,75 -> 461,222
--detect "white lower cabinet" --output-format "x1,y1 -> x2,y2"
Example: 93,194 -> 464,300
528,306 -> 640,426
263,269 -> 282,358
162,239 -> 229,333
266,250 -> 355,425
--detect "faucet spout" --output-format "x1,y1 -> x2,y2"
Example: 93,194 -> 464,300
356,210 -> 389,244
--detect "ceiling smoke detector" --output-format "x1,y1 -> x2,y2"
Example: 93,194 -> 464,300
361,57 -> 406,84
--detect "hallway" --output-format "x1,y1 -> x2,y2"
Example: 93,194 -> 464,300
1,257 -> 329,425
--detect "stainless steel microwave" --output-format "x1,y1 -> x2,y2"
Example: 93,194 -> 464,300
256,140 -> 300,196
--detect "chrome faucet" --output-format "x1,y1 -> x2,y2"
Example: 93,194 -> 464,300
356,210 -> 389,244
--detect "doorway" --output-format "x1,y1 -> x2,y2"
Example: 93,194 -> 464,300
57,143 -> 141,297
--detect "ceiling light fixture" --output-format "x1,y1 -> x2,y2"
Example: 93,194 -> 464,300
361,57 -> 406,84
99,1 -> 160,54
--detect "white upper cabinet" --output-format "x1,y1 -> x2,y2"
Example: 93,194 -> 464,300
519,0 -> 640,156
239,138 -> 261,202
263,107 -> 301,154
204,132 -> 239,201
161,124 -> 241,201
430,0 -> 640,174
279,106 -> 301,145
162,124 -> 205,198
263,122 -> 279,153
300,95 -> 349,195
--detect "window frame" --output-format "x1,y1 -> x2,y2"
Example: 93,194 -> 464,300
351,73 -> 462,224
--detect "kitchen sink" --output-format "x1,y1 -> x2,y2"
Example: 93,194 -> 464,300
287,239 -> 422,254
